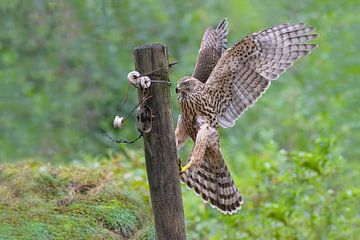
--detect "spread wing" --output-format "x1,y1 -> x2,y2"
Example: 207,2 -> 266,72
204,23 -> 319,128
192,19 -> 228,83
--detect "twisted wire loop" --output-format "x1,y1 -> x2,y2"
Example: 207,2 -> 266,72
118,84 -> 130,111
140,60 -> 178,86
105,133 -> 143,144
150,79 -> 171,85
142,60 -> 179,76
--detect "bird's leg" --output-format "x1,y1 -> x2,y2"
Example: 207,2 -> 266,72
175,115 -> 189,171
175,115 -> 189,151
177,156 -> 183,172
179,122 -> 211,174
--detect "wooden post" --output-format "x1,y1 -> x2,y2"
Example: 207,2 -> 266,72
133,43 -> 186,240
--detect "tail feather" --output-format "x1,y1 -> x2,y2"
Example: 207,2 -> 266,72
180,159 -> 243,214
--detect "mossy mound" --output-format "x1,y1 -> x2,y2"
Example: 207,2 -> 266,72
0,161 -> 155,240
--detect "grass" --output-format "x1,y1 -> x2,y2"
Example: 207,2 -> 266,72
0,138 -> 358,239
182,137 -> 360,239
0,160 -> 155,240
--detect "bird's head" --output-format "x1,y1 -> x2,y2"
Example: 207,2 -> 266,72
175,76 -> 203,95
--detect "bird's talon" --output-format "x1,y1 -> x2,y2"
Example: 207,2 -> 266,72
177,157 -> 182,171
179,163 -> 190,174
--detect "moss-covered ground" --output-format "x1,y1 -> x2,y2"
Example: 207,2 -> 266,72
0,160 -> 154,240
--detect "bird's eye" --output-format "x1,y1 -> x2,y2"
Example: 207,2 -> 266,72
184,81 -> 189,86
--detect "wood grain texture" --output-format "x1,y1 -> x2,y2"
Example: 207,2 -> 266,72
134,44 -> 186,240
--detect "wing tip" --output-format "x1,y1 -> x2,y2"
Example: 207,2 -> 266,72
220,17 -> 228,25
309,43 -> 319,49
217,18 -> 229,39
217,18 -> 228,29
218,117 -> 235,128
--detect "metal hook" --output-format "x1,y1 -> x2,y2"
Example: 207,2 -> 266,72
136,105 -> 154,134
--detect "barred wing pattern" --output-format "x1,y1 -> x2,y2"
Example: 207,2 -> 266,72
205,23 -> 319,128
192,19 -> 228,83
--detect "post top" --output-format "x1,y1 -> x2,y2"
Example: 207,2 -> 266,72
134,43 -> 166,51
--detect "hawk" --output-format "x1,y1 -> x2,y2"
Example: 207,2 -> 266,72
175,19 -> 318,214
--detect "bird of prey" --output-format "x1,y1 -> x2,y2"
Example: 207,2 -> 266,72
175,19 -> 318,214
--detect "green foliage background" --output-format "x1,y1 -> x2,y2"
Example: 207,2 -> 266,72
0,0 -> 359,239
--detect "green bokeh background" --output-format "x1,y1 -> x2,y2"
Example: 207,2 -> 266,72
0,0 -> 359,239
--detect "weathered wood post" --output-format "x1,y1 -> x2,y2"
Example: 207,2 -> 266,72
133,43 -> 186,240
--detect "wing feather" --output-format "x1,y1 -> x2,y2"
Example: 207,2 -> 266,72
204,23 -> 318,128
192,19 -> 228,83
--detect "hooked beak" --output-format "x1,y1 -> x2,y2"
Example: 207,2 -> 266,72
175,87 -> 179,94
